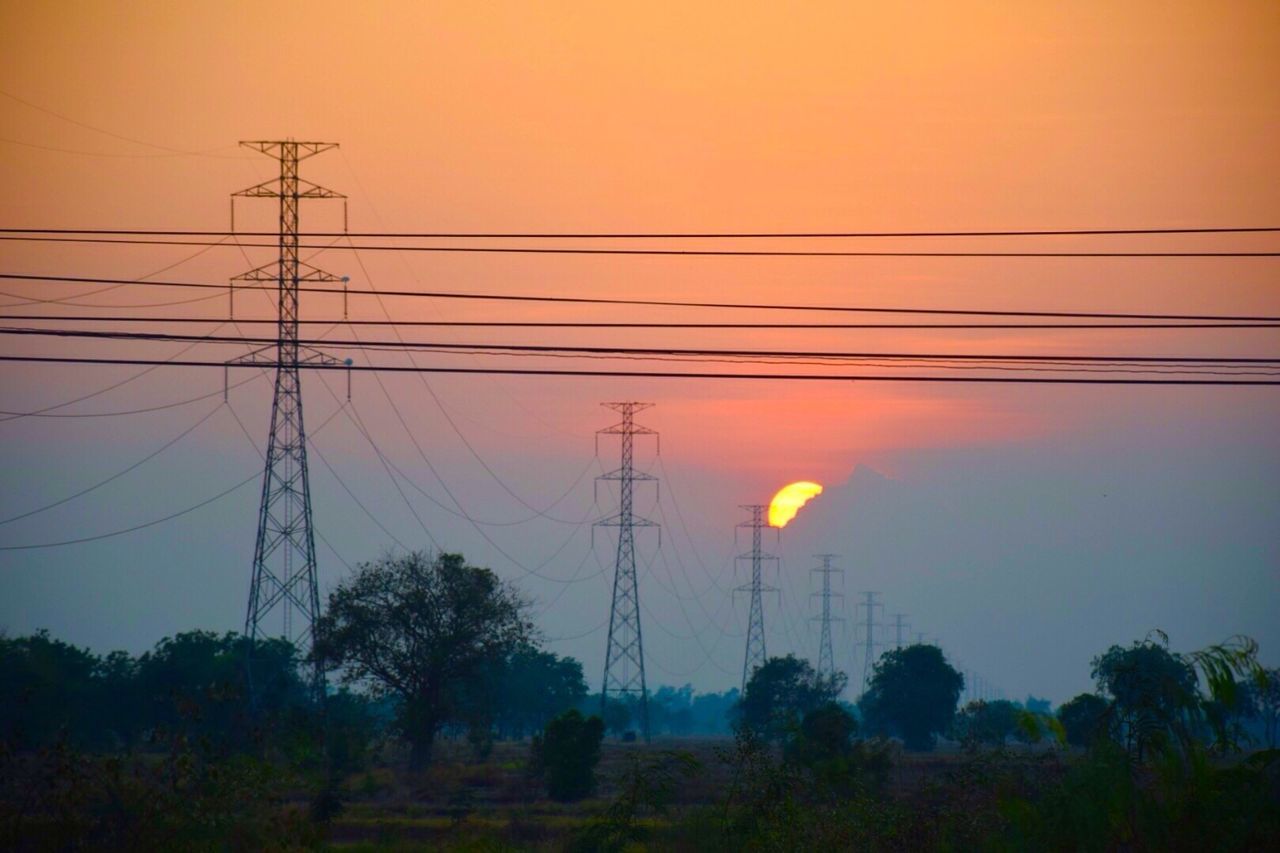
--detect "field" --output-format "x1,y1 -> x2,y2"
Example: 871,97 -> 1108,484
320,735 -> 1048,850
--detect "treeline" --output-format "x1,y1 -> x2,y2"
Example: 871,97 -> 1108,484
0,551 -> 741,764
556,633 -> 1280,850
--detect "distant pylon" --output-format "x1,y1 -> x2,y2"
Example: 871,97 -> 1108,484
855,591 -> 883,693
596,402 -> 658,741
231,141 -> 347,705
736,505 -> 778,691
892,613 -> 909,649
810,554 -> 844,680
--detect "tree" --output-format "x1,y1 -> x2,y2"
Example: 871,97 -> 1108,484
1091,637 -> 1197,760
0,630 -> 100,747
858,644 -> 963,751
496,645 -> 588,739
784,702 -> 891,797
135,630 -> 306,748
950,699 -> 1021,746
533,709 -> 605,801
601,696 -> 633,738
313,551 -> 530,768
737,654 -> 846,741
1253,668 -> 1280,748
1057,692 -> 1109,748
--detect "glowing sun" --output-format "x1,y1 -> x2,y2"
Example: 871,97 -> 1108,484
768,481 -> 824,528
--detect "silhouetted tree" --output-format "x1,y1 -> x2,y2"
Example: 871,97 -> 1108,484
785,702 -> 891,796
135,630 -> 305,748
950,699 -> 1021,746
313,551 -> 530,768
1091,637 -> 1197,760
858,644 -> 962,751
497,645 -> 588,738
0,630 -> 101,747
1245,668 -> 1280,748
737,654 -> 846,741
1057,692 -> 1109,748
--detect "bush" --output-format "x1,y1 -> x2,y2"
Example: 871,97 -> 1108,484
532,709 -> 604,802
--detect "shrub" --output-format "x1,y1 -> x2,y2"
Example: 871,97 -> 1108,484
532,709 -> 604,802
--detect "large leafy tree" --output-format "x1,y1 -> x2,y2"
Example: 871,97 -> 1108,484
1091,637 -> 1197,760
0,630 -> 101,747
1057,692 -> 1110,748
135,630 -> 305,746
456,644 -> 588,740
737,654 -> 846,741
858,644 -> 963,751
313,551 -> 530,768
496,645 -> 587,739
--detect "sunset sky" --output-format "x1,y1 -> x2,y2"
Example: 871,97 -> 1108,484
1,1 -> 1277,703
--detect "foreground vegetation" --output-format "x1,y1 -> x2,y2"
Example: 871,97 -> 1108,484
3,550 -> 1278,849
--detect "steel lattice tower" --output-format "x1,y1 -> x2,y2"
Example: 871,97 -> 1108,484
855,591 -> 883,694
596,402 -> 658,740
892,613 -> 910,649
231,140 -> 346,704
736,505 -> 778,691
810,554 -> 844,680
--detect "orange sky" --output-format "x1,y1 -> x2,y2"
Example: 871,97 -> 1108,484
1,2 -> 1278,695
3,1 -> 1278,489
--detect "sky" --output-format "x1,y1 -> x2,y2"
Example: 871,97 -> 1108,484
1,1 -> 1277,705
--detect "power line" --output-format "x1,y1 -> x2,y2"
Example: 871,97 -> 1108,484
5,355 -> 1279,384
0,400 -> 348,551
5,327 -> 1276,364
6,226 -> 1280,238
0,89 -> 245,159
0,403 -> 223,525
338,232 -> 616,521
4,272 -> 1277,322
4,234 -> 1280,257
0,373 -> 260,419
0,472 -> 260,551
4,315 -> 1275,330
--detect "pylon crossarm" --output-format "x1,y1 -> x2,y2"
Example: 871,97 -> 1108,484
233,260 -> 344,283
239,140 -> 339,158
298,347 -> 343,365
597,468 -> 657,481
233,180 -> 283,199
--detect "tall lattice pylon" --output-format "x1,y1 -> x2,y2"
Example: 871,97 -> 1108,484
811,554 -> 844,680
891,613 -> 910,649
231,140 -> 346,704
855,591 -> 883,694
736,505 -> 778,691
596,402 -> 658,740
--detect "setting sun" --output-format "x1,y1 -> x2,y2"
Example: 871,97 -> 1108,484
767,481 -> 824,528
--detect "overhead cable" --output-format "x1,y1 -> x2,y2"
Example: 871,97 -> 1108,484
3,272 -> 1276,322
3,234 -> 1279,257
4,355 -> 1278,385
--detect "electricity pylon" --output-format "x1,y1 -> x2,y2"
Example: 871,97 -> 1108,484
810,554 -> 844,680
892,613 -> 910,649
855,591 -> 883,694
231,140 -> 346,705
736,505 -> 778,691
596,402 -> 658,741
